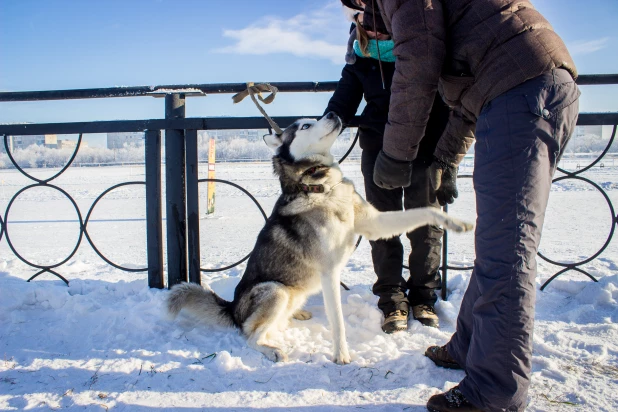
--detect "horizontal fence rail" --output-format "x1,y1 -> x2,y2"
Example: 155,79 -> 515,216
0,74 -> 617,102
0,113 -> 616,137
1,75 -> 617,298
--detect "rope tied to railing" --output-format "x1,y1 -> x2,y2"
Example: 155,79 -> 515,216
232,82 -> 283,135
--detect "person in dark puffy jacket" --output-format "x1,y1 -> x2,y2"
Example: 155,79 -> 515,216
325,0 -> 450,333
364,1 -> 581,411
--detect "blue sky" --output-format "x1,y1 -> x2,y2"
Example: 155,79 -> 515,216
1,0 -> 617,147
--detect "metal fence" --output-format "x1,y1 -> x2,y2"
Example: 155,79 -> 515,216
1,75 -> 617,300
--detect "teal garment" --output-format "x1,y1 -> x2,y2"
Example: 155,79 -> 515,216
353,39 -> 395,62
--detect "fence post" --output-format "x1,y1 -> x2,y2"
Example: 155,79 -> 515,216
441,203 -> 449,301
145,129 -> 164,288
165,93 -> 187,288
186,129 -> 201,284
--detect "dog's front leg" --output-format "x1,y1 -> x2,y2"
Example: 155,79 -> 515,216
321,270 -> 351,365
354,194 -> 473,240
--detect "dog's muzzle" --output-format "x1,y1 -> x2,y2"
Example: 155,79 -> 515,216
323,112 -> 342,135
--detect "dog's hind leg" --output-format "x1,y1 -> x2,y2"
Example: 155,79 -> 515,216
321,267 -> 351,365
242,282 -> 290,362
288,292 -> 311,321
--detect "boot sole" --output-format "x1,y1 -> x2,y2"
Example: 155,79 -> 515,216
415,318 -> 439,328
382,326 -> 408,334
430,358 -> 462,370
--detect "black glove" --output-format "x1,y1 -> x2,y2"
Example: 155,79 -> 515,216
373,150 -> 413,190
429,156 -> 459,206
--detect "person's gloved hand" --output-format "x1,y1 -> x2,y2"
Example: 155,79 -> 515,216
373,150 -> 413,189
429,156 -> 459,206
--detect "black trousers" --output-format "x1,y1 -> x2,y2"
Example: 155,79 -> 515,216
446,69 -> 580,411
361,149 -> 443,315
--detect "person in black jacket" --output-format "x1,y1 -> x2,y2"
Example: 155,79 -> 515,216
325,1 -> 450,333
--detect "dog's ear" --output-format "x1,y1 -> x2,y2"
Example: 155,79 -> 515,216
263,133 -> 283,151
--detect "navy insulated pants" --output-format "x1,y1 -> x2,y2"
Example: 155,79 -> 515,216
446,69 -> 580,411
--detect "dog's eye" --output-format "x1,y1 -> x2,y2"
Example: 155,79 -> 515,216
301,124 -> 311,130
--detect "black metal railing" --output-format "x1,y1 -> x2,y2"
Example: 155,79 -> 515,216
1,75 -> 617,300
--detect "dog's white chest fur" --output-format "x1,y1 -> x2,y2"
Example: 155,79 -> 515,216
316,182 -> 357,261
279,180 -> 358,295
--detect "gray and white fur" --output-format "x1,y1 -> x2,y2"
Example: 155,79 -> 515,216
166,113 -> 474,364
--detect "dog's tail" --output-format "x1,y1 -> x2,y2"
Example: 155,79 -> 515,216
166,283 -> 235,328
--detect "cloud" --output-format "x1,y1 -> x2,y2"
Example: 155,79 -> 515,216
568,37 -> 610,55
214,2 -> 349,64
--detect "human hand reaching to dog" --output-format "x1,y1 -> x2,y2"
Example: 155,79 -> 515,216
429,156 -> 459,206
373,150 -> 413,189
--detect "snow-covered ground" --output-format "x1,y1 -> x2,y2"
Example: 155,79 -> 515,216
1,159 -> 617,411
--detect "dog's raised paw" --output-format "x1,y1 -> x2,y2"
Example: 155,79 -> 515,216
445,218 -> 475,233
293,309 -> 313,320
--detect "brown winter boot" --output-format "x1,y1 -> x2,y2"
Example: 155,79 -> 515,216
381,309 -> 408,334
412,304 -> 440,328
425,345 -> 462,370
426,385 -> 483,411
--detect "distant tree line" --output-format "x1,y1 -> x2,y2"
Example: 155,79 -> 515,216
0,133 -> 363,169
1,129 -> 612,169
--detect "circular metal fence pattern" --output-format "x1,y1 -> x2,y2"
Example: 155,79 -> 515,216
198,178 -> 268,273
538,176 -> 615,267
4,134 -> 83,184
537,125 -> 617,289
3,124 -> 618,291
0,213 -> 4,244
4,183 -> 84,270
0,131 -> 355,283
1,134 -> 148,285
444,126 -> 618,291
82,182 -> 149,272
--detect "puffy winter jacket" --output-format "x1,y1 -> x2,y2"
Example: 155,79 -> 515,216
371,0 -> 577,164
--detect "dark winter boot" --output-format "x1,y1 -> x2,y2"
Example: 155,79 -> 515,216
426,385 -> 483,411
382,309 -> 408,334
425,345 -> 462,370
413,304 -> 440,328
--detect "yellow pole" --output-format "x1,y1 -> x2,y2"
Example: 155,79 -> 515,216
207,137 -> 216,214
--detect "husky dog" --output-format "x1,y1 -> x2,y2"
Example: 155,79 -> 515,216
167,112 -> 473,364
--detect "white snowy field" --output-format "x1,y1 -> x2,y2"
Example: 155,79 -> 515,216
1,159 -> 617,411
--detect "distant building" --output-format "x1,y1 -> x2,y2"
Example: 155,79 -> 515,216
44,134 -> 58,148
107,132 -> 145,149
57,139 -> 87,150
1,134 -> 59,153
205,129 -> 263,141
603,125 -> 614,140
575,125 -> 603,139
574,125 -> 614,141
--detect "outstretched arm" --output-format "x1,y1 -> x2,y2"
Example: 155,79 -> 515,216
378,0 -> 446,161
